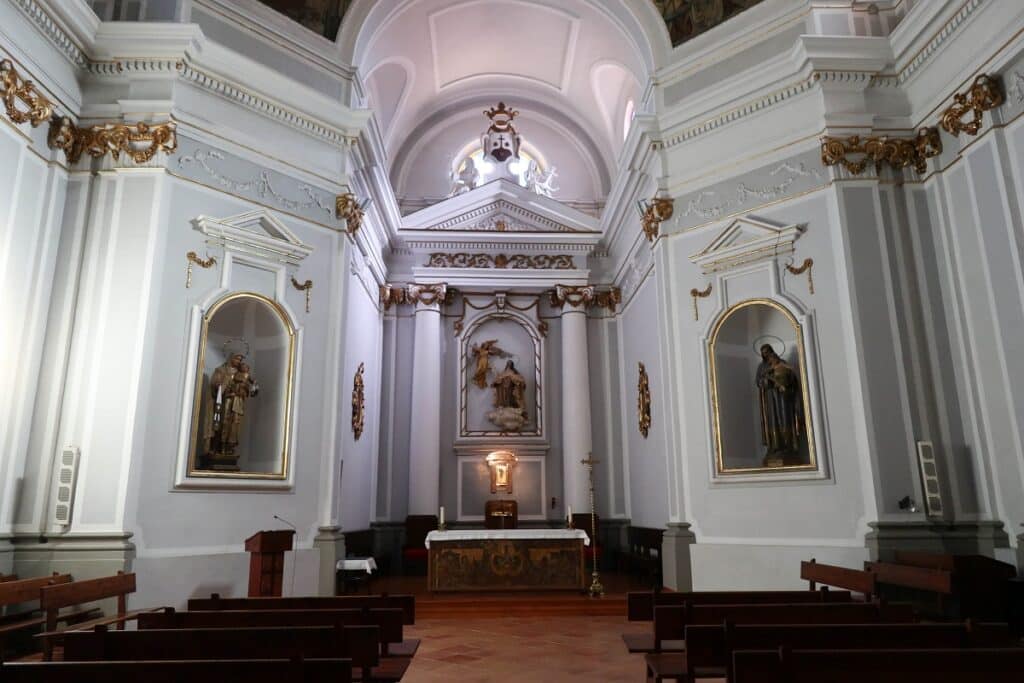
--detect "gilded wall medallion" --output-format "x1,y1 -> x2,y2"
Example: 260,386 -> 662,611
638,362 -> 652,438
352,362 -> 365,440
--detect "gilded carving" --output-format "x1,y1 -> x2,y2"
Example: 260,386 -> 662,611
0,59 -> 53,127
291,276 -> 313,313
428,539 -> 585,591
549,285 -> 595,308
820,128 -> 941,175
406,283 -> 449,307
641,197 -> 675,242
335,191 -> 364,235
425,253 -> 575,269
940,74 -> 1004,137
47,117 -> 178,164
185,251 -> 217,289
690,283 -> 712,321
379,284 -> 407,310
351,362 -> 365,440
592,288 -> 622,313
638,362 -> 652,438
785,257 -> 815,295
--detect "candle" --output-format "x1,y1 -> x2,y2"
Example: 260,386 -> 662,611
439,506 -> 445,526
567,505 -> 572,522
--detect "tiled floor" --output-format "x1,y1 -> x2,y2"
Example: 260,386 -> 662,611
403,615 -> 654,682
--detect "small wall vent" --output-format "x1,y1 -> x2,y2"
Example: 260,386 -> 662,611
54,447 -> 80,527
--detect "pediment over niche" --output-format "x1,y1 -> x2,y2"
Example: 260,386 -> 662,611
402,179 -> 599,234
690,216 -> 805,275
194,209 -> 313,267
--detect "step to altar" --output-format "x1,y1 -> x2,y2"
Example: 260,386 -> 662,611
417,593 -> 626,618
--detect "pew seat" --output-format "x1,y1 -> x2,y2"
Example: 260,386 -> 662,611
0,658 -> 352,682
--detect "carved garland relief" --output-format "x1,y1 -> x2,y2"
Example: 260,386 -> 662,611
1,59 -> 53,127
939,74 -> 1004,137
820,128 -> 941,175
425,253 -> 575,269
638,362 -> 652,438
352,362 -> 365,440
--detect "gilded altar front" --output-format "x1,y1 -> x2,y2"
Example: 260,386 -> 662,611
425,530 -> 588,592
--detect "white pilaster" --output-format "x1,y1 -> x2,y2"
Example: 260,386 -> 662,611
557,287 -> 594,513
407,284 -> 446,515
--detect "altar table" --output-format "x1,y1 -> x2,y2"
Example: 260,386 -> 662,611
425,529 -> 590,592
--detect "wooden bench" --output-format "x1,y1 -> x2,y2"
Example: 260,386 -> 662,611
0,573 -> 93,658
0,658 -> 352,683
643,621 -> 1014,682
651,601 -> 916,652
188,593 -> 416,625
801,558 -> 876,599
732,647 -> 1024,682
38,571 -> 142,660
619,527 -> 663,586
62,624 -> 399,682
0,573 -> 16,582
623,589 -> 854,653
139,606 -> 419,657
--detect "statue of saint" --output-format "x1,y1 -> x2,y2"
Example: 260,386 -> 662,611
488,360 -> 528,432
202,352 -> 257,470
756,344 -> 803,466
448,157 -> 480,196
470,339 -> 504,389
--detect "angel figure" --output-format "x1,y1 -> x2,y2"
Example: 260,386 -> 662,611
470,339 -> 504,389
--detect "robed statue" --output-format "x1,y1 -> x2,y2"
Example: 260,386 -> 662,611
470,339 -> 505,389
488,360 -> 528,432
203,351 -> 259,470
756,344 -> 802,467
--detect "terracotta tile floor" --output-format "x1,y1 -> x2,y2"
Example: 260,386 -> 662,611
404,615 -> 693,682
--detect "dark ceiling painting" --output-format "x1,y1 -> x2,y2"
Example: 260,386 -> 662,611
653,0 -> 765,47
257,0 -> 353,41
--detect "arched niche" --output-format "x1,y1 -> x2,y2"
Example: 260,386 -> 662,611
707,298 -> 818,476
186,292 -> 297,481
460,311 -> 543,438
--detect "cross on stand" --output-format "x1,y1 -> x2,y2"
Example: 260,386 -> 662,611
580,454 -> 604,598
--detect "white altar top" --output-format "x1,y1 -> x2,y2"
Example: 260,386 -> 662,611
424,529 -> 590,548
335,557 -> 377,574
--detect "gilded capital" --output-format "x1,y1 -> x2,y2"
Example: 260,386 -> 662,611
550,285 -> 595,309
335,192 -> 364,235
379,284 -> 407,310
940,74 -> 1004,137
1,59 -> 53,128
820,127 -> 940,176
641,197 -> 674,242
47,118 -> 178,165
406,283 -> 449,307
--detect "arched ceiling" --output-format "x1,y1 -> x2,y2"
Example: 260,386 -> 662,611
345,0 -> 659,205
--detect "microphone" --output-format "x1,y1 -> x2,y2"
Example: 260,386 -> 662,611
273,514 -> 297,531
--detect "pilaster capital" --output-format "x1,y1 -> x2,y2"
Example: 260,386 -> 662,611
379,284 -> 407,310
550,285 -> 621,314
406,283 -> 449,308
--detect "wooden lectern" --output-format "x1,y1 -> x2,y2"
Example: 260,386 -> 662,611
245,530 -> 294,597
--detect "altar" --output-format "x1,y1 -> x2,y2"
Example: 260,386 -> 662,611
425,529 -> 590,592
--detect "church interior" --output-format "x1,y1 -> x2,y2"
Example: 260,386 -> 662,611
3,0 -> 1024,679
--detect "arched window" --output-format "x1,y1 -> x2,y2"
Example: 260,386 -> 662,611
623,99 -> 636,140
455,147 -> 544,187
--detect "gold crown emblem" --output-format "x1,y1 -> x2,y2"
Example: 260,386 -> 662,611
484,102 -> 519,133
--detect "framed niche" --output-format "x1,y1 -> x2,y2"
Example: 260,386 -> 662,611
691,215 -> 828,482
174,210 -> 311,490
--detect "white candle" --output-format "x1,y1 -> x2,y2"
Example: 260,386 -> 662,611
567,505 -> 572,522
439,506 -> 445,526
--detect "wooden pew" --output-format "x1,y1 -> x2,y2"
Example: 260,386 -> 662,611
644,621 -> 1014,682
0,573 -> 83,658
652,601 -> 916,652
62,624 -> 397,682
623,589 -> 853,653
188,593 -> 416,625
732,647 -> 1024,683
801,558 -> 876,599
0,573 -> 16,582
0,658 -> 352,683
38,571 -> 141,660
139,606 -> 418,657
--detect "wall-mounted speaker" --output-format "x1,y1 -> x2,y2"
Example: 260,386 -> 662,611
54,447 -> 80,527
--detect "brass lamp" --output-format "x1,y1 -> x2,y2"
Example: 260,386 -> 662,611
485,450 -> 518,494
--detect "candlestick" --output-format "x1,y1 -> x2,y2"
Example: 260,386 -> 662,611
580,453 -> 604,598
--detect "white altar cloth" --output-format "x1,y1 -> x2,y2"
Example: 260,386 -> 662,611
424,529 -> 589,548
335,557 -> 377,573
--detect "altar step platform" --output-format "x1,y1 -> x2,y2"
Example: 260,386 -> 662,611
417,593 -> 626,619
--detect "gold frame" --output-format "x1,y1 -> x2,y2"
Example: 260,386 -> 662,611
708,298 -> 817,475
186,291 -> 296,480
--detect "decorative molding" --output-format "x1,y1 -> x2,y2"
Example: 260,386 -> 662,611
424,253 -> 575,269
592,288 -> 622,313
690,283 -> 712,321
335,192 -> 364,236
185,251 -> 217,289
406,283 -> 449,307
550,285 -> 595,309
177,148 -> 334,221
379,284 -> 407,311
48,117 -> 178,165
0,59 -> 53,127
676,161 -> 824,222
820,128 -> 941,175
940,74 -> 1004,137
291,276 -> 313,313
891,0 -> 983,87
11,0 -> 88,69
690,216 -> 805,275
351,362 -> 365,440
194,210 -> 314,267
419,199 -> 588,233
637,362 -> 651,439
785,257 -> 815,295
640,197 -> 674,243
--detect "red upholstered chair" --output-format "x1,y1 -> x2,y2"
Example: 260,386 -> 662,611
572,513 -> 602,562
401,515 -> 437,575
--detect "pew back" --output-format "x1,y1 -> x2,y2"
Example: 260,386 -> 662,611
188,593 -> 415,624
0,658 -> 352,683
0,573 -> 71,607
627,589 -> 852,621
801,559 -> 875,598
